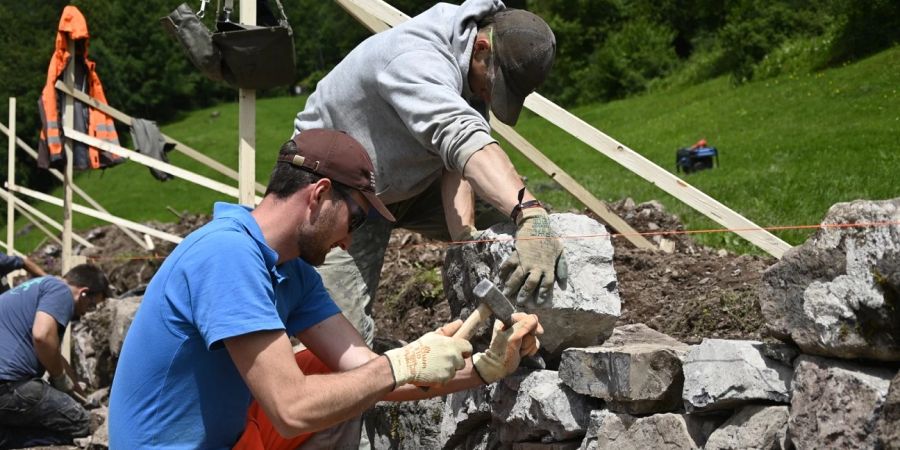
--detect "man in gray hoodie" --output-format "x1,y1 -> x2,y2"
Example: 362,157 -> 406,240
294,0 -> 565,345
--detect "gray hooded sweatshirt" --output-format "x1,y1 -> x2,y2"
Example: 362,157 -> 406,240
294,0 -> 503,205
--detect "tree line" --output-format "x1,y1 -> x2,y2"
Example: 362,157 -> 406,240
0,0 -> 897,193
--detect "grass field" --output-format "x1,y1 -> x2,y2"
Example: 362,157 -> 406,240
6,46 -> 899,254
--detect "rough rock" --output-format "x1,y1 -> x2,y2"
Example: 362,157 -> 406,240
703,405 -> 790,450
789,354 -> 894,450
108,296 -> 142,357
363,397 -> 445,450
492,370 -> 600,444
439,384 -> 494,449
682,339 -> 792,412
875,371 -> 900,449
559,324 -> 689,414
444,213 -> 620,360
760,198 -> 900,361
74,406 -> 109,449
580,411 -> 719,450
72,301 -> 115,390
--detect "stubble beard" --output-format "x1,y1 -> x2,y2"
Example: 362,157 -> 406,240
297,206 -> 340,266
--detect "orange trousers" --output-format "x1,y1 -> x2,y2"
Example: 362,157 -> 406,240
233,350 -> 331,450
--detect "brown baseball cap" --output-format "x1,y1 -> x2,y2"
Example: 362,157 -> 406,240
279,129 -> 395,222
489,9 -> 556,125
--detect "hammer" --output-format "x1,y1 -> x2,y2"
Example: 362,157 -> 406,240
453,279 -> 516,340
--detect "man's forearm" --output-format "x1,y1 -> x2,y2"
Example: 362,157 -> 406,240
441,170 -> 476,240
462,142 -> 536,217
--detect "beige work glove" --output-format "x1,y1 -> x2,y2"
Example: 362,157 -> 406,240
384,323 -> 472,388
473,313 -> 543,384
500,208 -> 568,304
50,372 -> 75,394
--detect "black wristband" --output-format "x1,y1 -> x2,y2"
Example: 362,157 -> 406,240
510,200 -> 544,221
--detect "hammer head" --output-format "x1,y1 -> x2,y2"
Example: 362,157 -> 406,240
473,279 -> 517,328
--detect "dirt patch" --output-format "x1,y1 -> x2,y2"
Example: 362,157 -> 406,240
372,198 -> 775,345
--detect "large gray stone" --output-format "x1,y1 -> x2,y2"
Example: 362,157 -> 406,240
875,371 -> 900,450
703,405 -> 790,450
789,355 -> 893,450
760,198 -> 900,361
492,370 -> 600,444
364,397 -> 445,450
581,412 -> 718,450
682,339 -> 792,412
439,384 -> 494,449
559,324 -> 689,414
108,296 -> 142,357
444,214 -> 620,360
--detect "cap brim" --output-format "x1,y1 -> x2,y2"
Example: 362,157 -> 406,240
490,67 -> 526,126
362,191 -> 396,222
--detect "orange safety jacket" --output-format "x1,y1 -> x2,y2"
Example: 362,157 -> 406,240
38,5 -> 122,170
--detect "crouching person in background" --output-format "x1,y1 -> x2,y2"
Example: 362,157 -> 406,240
0,264 -> 111,448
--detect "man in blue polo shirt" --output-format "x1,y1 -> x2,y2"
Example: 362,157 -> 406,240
108,129 -> 543,449
0,264 -> 111,448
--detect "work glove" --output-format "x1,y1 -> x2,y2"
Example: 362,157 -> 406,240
384,324 -> 472,388
473,313 -> 543,384
452,225 -> 480,242
50,372 -> 75,394
499,208 -> 568,304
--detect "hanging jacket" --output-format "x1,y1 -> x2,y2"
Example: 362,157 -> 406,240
38,5 -> 123,170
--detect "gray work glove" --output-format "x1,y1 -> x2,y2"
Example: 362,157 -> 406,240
499,208 -> 568,304
473,313 -> 543,384
50,372 -> 75,394
384,325 -> 473,388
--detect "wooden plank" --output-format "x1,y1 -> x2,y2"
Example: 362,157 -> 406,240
491,118 -> 656,250
0,121 -> 153,250
523,94 -> 791,258
64,128 -> 262,204
54,81 -> 267,195
238,0 -> 257,207
335,0 -> 390,32
0,187 -> 93,248
62,39 -> 75,276
12,202 -> 64,246
11,185 -> 183,244
7,98 -> 15,259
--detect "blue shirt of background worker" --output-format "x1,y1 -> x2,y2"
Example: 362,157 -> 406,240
108,203 -> 342,449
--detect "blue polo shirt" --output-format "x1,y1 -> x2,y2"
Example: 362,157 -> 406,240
108,203 -> 341,449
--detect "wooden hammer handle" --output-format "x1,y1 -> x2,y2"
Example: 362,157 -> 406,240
453,303 -> 491,341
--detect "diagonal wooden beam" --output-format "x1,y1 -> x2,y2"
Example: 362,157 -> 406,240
0,187 -> 93,248
491,118 -> 656,250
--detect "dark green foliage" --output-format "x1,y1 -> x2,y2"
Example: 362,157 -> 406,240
827,0 -> 900,65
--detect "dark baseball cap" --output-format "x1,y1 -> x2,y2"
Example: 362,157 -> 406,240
489,9 -> 556,125
279,129 -> 396,222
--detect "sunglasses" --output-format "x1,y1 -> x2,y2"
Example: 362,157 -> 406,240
333,185 -> 368,233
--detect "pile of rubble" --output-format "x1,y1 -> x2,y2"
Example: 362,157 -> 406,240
364,199 -> 900,449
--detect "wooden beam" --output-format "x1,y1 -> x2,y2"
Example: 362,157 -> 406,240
491,118 -> 656,250
237,1 -> 257,207
0,121 -> 152,250
522,94 -> 791,258
10,185 -> 183,244
62,39 -> 75,275
12,202 -> 64,247
335,0 -> 390,32
0,187 -> 93,248
54,81 -> 267,195
64,128 -> 262,204
7,98 -> 15,258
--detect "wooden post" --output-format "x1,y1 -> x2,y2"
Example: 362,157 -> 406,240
6,98 -> 15,287
61,38 -> 75,361
238,0 -> 256,207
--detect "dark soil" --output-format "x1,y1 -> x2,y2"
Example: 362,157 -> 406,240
372,198 -> 775,345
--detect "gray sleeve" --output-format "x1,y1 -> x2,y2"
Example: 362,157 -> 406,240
376,50 -> 497,172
